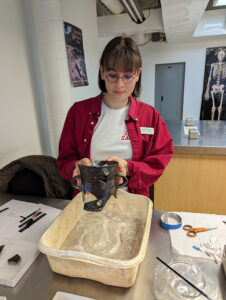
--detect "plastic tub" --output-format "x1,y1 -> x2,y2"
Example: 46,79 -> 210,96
38,190 -> 153,287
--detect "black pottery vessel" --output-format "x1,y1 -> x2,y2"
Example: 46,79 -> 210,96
71,161 -> 128,212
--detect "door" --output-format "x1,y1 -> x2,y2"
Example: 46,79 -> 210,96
155,63 -> 185,120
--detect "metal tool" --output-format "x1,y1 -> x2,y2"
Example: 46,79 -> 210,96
183,224 -> 217,237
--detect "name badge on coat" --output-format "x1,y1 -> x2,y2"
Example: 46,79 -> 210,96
140,127 -> 154,135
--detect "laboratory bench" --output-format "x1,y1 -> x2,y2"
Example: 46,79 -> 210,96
154,120 -> 226,214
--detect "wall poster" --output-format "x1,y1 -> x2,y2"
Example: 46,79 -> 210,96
64,21 -> 89,87
200,47 -> 226,120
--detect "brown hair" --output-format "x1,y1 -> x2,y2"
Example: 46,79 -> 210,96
98,36 -> 142,98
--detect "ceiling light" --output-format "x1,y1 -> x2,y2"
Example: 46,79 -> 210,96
119,0 -> 146,24
213,0 -> 226,6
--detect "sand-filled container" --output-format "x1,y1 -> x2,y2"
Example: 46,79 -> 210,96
38,190 -> 153,287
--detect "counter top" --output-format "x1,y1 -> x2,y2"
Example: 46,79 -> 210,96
0,193 -> 225,299
166,120 -> 226,155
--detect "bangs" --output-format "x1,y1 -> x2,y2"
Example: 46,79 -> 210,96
99,36 -> 142,97
103,47 -> 141,73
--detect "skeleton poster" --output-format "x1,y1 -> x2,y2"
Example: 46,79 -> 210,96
200,47 -> 226,120
64,22 -> 89,87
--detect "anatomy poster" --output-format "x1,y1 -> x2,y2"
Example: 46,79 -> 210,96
64,22 -> 89,87
200,47 -> 226,120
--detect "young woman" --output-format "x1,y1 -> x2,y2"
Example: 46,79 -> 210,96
57,36 -> 173,198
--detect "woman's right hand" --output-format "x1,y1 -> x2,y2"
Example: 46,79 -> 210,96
73,158 -> 92,187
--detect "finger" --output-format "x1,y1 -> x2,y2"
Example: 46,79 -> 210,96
73,166 -> 80,177
118,169 -> 126,176
77,158 -> 91,166
107,156 -> 126,169
106,155 -> 120,163
116,177 -> 123,185
107,156 -> 122,170
82,158 -> 92,166
107,156 -> 126,176
117,163 -> 126,175
76,178 -> 82,187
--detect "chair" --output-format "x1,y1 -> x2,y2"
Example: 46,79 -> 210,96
0,155 -> 73,199
7,168 -> 46,197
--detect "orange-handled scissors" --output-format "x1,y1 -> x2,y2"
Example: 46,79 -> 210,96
183,224 -> 217,237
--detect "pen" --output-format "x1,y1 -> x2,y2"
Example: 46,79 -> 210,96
20,208 -> 41,222
19,208 -> 41,228
19,211 -> 42,228
0,207 -> 9,213
19,213 -> 47,232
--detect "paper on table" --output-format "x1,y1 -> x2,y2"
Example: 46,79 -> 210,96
0,200 -> 61,243
0,238 -> 39,287
53,291 -> 95,300
169,211 -> 226,262
0,199 -> 62,287
0,200 -> 40,227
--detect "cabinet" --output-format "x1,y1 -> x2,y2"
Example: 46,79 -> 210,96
154,120 -> 226,214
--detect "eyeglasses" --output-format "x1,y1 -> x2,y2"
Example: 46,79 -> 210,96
105,73 -> 136,84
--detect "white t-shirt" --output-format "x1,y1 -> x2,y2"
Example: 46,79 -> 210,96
90,101 -> 133,163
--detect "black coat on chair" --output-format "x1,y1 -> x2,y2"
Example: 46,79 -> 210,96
0,155 -> 73,199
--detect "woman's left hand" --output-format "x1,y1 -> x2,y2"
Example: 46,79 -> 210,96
106,156 -> 129,185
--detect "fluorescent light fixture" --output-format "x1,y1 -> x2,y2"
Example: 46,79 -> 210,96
213,0 -> 226,6
119,0 -> 146,24
129,0 -> 143,23
120,0 -> 137,22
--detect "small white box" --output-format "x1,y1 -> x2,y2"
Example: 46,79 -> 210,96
189,129 -> 199,139
186,118 -> 194,126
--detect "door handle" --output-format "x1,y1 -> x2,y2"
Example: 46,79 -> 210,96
161,96 -> 163,102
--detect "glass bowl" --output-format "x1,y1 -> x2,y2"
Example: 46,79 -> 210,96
165,261 -> 206,299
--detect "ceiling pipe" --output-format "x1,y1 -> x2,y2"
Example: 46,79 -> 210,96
100,0 -> 124,14
100,0 -> 146,24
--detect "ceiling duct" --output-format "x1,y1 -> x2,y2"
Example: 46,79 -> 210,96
100,0 -> 124,14
100,0 -> 146,24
